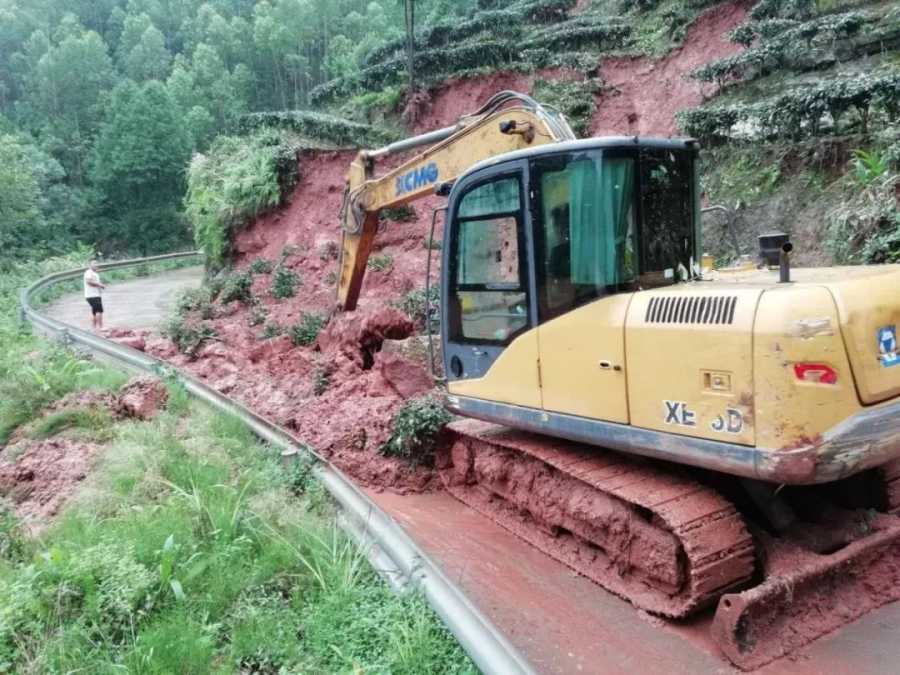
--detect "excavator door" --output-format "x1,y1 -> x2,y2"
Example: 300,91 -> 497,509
440,160 -> 543,409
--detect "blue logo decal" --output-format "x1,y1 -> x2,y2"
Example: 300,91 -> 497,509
878,325 -> 900,368
395,162 -> 439,197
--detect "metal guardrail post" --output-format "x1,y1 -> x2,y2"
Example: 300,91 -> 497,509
19,253 -> 538,675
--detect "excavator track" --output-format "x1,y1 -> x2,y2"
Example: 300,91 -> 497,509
436,419 -> 756,618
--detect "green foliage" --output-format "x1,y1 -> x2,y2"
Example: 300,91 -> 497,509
826,145 -> 900,264
690,12 -> 871,86
531,77 -> 601,138
379,396 -> 450,468
238,111 -> 395,147
287,312 -> 326,347
27,407 -> 113,442
0,135 -> 48,255
161,316 -> 218,355
677,73 -> 900,141
261,322 -> 285,340
391,285 -> 441,333
248,257 -> 275,275
271,265 -> 302,299
246,303 -> 269,327
382,205 -> 417,222
220,270 -> 253,305
175,286 -> 215,321
87,80 -> 193,255
185,133 -> 298,271
368,254 -> 394,272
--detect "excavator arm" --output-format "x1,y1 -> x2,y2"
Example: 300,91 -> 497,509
335,91 -> 576,312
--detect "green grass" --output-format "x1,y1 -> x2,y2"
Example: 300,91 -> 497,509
0,249 -> 474,673
27,407 -> 114,442
0,386 -> 476,673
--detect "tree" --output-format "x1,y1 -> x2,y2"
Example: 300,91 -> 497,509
0,135 -> 43,255
22,26 -> 116,181
87,80 -> 192,253
401,0 -> 416,88
116,13 -> 171,81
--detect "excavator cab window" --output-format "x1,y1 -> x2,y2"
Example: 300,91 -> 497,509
448,175 -> 530,345
639,147 -> 696,278
531,149 -> 637,322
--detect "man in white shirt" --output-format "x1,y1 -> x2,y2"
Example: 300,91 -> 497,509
84,260 -> 106,330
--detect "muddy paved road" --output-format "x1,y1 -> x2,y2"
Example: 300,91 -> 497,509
44,265 -> 900,675
43,266 -> 203,332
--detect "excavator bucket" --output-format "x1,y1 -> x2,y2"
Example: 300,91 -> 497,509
711,513 -> 900,670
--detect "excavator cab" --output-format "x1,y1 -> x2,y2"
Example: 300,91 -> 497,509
441,138 -> 700,388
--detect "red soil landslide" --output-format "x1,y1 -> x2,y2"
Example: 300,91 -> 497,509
593,1 -> 749,137
0,440 -> 99,524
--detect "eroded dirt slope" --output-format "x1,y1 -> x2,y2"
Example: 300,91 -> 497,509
124,1 -> 751,494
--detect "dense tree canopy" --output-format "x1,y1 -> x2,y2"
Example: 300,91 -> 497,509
0,0 -> 477,258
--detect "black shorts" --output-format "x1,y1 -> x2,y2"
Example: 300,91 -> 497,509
87,297 -> 103,315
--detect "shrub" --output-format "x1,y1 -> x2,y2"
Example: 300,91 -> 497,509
381,205 -> 416,222
220,270 -> 253,305
726,23 -> 756,47
319,241 -> 340,261
162,317 -> 218,355
185,133 -> 299,271
379,396 -> 451,468
312,362 -> 333,396
271,266 -> 302,299
677,72 -> 900,141
390,286 -> 441,333
287,312 -> 325,347
238,111 -> 395,147
367,255 -> 393,272
261,322 -> 285,339
247,303 -> 269,327
249,258 -> 274,275
532,77 -> 600,138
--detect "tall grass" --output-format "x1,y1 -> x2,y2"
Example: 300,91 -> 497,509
0,400 -> 477,673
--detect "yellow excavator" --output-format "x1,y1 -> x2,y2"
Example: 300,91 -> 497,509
334,91 -> 900,669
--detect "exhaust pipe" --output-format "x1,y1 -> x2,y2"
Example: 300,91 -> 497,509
779,242 -> 793,283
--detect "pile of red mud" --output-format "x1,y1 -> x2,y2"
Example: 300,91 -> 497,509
0,376 -> 170,528
112,1 -> 746,494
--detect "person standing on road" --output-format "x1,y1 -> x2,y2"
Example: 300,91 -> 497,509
84,260 -> 105,330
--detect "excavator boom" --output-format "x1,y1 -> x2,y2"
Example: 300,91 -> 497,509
335,91 -> 575,311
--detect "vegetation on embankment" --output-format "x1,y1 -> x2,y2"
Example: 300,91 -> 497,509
0,256 -> 475,673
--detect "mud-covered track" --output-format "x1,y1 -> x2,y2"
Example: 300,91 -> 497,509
439,419 -> 756,617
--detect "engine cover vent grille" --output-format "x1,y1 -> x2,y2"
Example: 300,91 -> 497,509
645,295 -> 738,325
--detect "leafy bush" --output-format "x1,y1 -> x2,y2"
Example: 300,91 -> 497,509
532,77 -> 601,138
185,133 -> 299,271
238,111 -> 394,147
379,396 -> 451,468
175,287 -> 215,320
367,255 -> 393,272
826,148 -> 900,264
319,241 -> 340,260
247,303 -> 269,327
690,12 -> 870,86
390,286 -> 441,333
162,317 -> 218,355
220,270 -> 253,304
249,258 -> 274,275
381,205 -> 416,222
677,72 -> 900,141
261,322 -> 285,339
271,266 -> 302,299
287,312 -> 325,347
726,23 -> 757,47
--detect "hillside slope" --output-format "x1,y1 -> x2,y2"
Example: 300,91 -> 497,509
113,0 -> 900,494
